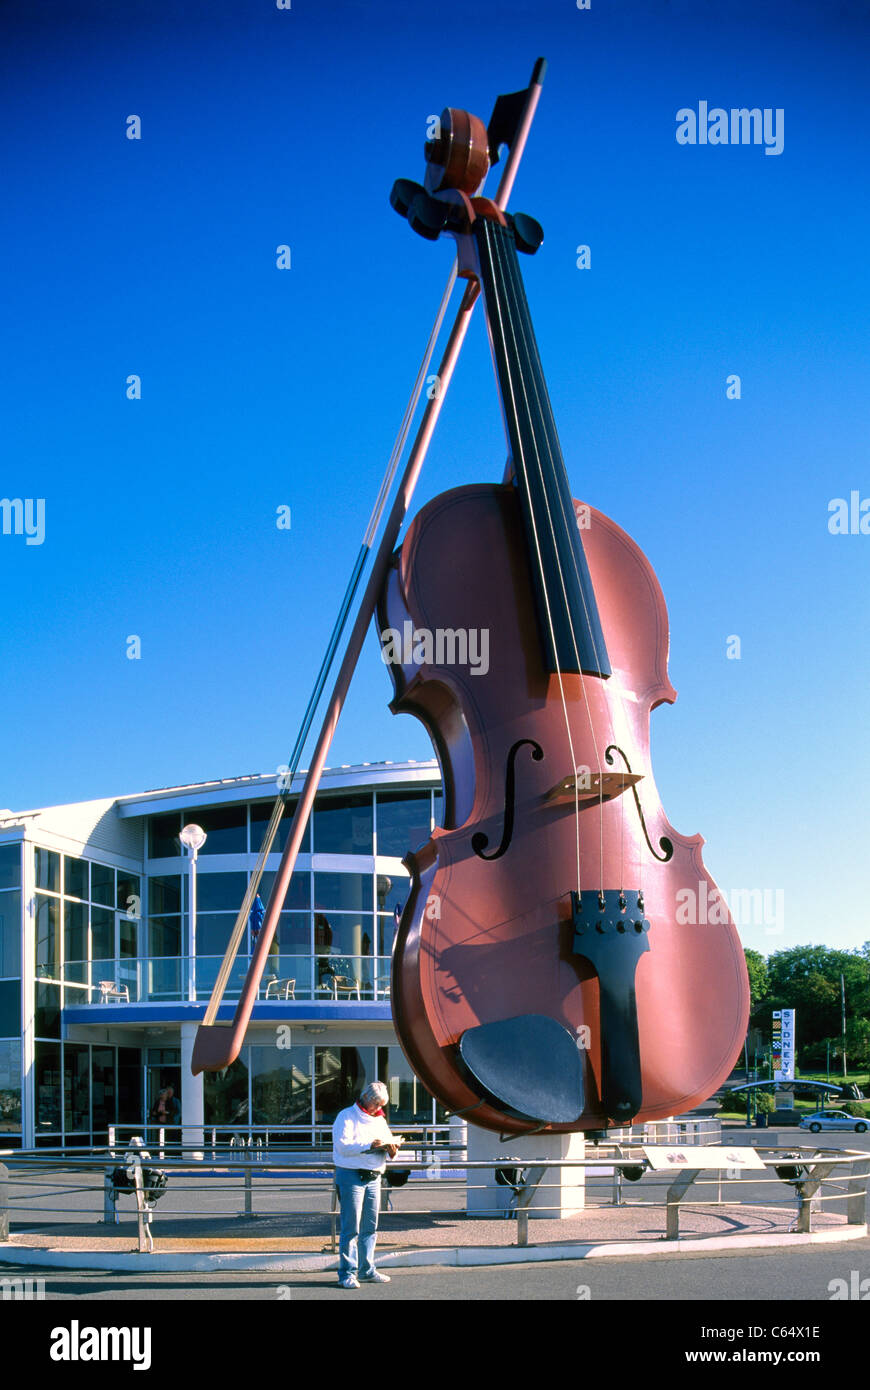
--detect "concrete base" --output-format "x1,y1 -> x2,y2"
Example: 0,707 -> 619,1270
466,1126 -> 586,1218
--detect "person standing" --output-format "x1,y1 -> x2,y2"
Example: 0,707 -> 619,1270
332,1080 -> 401,1288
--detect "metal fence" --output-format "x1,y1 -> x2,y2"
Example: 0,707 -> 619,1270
1,1136 -> 866,1254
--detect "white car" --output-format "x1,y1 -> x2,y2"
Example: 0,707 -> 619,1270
799,1110 -> 868,1134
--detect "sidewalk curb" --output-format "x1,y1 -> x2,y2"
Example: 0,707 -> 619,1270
1,1224 -> 865,1274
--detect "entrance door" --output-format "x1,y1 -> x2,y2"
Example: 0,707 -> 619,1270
146,1048 -> 181,1145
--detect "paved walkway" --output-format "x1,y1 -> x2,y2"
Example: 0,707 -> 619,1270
4,1200 -> 865,1271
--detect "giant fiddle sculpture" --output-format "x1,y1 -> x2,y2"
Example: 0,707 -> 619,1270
193,62 -> 749,1137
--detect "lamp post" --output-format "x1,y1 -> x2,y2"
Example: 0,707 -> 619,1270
179,823 -> 207,1160
179,824 -> 207,1002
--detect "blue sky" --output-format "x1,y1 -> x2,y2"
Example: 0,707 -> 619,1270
1,0 -> 868,955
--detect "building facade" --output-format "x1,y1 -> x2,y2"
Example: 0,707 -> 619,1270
0,761 -> 445,1148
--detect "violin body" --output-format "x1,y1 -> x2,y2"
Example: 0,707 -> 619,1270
380,481 -> 749,1134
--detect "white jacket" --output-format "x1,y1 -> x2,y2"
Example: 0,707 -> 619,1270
332,1103 -> 395,1172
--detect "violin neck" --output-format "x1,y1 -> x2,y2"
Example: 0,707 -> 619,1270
473,216 -> 611,680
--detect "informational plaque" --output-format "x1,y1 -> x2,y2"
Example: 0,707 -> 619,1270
642,1146 -> 767,1171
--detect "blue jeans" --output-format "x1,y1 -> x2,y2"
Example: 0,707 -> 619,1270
335,1167 -> 382,1279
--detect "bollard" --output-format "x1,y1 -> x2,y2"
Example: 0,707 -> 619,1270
516,1208 -> 528,1246
0,1163 -> 8,1240
242,1161 -> 255,1219
103,1169 -> 118,1224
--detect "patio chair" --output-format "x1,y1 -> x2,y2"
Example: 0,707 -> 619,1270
265,977 -> 296,1000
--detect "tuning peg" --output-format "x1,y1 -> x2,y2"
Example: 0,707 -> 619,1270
408,190 -> 450,241
390,178 -> 426,218
510,211 -> 544,255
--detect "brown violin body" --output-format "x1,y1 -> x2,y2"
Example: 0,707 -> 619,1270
380,482 -> 749,1134
377,85 -> 749,1135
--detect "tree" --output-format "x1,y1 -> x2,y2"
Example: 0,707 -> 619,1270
762,944 -> 870,1065
744,949 -> 770,1014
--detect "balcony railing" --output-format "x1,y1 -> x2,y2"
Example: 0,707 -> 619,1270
61,955 -> 394,1005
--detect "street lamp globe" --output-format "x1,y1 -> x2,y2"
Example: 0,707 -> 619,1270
179,824 -> 207,853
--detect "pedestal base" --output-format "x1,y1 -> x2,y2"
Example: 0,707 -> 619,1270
466,1126 -> 586,1218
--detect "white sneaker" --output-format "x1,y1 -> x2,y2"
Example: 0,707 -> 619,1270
360,1271 -> 390,1283
338,1275 -> 360,1289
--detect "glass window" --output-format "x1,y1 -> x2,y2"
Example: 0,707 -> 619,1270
148,918 -> 182,956
376,872 -> 410,914
35,981 -> 61,1039
0,843 -> 21,891
117,1047 -> 142,1126
196,872 -> 247,914
117,872 -> 141,916
35,895 -> 60,976
376,791 -> 431,857
313,793 -> 373,855
314,1046 -> 375,1123
251,799 -> 310,854
204,1054 -> 249,1126
274,912 -> 311,952
0,981 -> 20,1037
35,1041 -> 62,1133
434,789 -> 443,827
64,855 -> 88,901
91,1047 -> 116,1136
119,915 -> 138,958
149,875 -> 182,915
91,906 -> 114,961
378,1046 -> 436,1125
259,870 -> 309,911
313,913 -> 374,959
149,813 -> 181,858
0,1039 -> 22,1134
378,913 -> 400,956
64,1042 -> 90,1133
35,848 -> 60,893
195,914 -> 236,957
314,873 -> 372,913
0,891 -> 21,976
91,863 -> 115,907
188,805 -> 247,855
251,1046 -> 311,1126
64,902 -> 87,969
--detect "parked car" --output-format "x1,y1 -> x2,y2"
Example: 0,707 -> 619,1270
799,1110 -> 868,1134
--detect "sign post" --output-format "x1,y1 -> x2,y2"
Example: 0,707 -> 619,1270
773,1008 -> 796,1083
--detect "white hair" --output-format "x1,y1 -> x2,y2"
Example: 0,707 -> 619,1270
359,1081 -> 390,1107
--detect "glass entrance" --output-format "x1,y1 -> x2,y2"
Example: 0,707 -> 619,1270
146,1048 -> 181,1144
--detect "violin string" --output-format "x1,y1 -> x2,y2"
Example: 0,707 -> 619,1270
496,222 -> 615,894
499,224 -> 634,899
482,219 -> 583,895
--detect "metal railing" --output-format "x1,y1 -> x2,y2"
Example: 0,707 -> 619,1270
2,1140 -> 866,1253
105,1122 -> 452,1161
59,954 -> 394,1004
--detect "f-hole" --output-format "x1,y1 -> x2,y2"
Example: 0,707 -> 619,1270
471,738 -> 544,861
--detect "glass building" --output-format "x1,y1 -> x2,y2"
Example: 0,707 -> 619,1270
0,760 -> 445,1148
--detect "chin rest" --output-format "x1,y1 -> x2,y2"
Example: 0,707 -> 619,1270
459,1014 -> 584,1123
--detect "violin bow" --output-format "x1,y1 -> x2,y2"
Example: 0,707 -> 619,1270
192,58 -> 547,1075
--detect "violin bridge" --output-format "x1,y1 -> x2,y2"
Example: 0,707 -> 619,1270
546,769 -> 642,805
